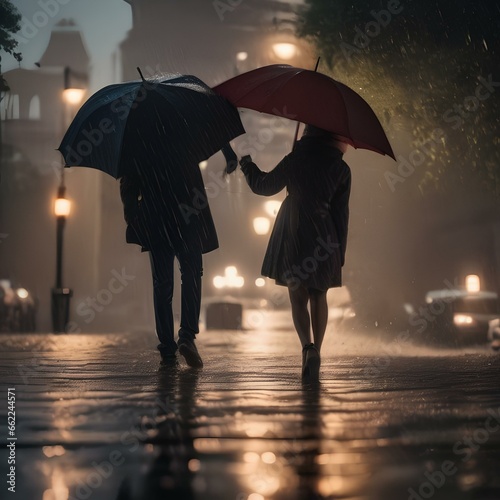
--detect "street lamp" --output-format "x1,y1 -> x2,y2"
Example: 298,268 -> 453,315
51,181 -> 73,333
465,274 -> 480,293
51,66 -> 86,333
54,182 -> 72,291
272,42 -> 297,61
212,266 -> 245,289
253,217 -> 271,235
269,17 -> 300,62
263,200 -> 282,217
63,67 -> 86,105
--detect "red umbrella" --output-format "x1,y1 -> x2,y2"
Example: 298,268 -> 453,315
214,64 -> 395,159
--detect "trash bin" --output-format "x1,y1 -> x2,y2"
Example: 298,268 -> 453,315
51,288 -> 73,333
205,302 -> 243,330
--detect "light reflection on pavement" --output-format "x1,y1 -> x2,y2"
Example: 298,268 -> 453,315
1,323 -> 499,500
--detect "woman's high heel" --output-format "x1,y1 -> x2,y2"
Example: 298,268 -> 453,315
302,343 -> 320,382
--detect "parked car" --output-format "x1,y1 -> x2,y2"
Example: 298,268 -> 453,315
0,279 -> 37,332
488,318 -> 500,342
422,289 -> 500,345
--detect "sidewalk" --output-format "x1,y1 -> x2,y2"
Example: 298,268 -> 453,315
1,328 -> 500,500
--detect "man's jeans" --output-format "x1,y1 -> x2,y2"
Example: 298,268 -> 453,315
149,245 -> 202,356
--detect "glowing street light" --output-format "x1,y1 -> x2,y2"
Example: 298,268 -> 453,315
63,66 -> 86,105
62,88 -> 85,105
253,217 -> 270,235
213,266 -> 245,289
255,278 -> 266,287
54,194 -> 71,217
465,274 -> 480,293
16,288 -> 29,299
272,42 -> 297,60
263,200 -> 281,217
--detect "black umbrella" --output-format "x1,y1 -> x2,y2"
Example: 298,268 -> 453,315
58,69 -> 245,178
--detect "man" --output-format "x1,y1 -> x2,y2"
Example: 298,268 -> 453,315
120,101 -> 238,367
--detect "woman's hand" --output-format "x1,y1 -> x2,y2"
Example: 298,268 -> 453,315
239,155 -> 253,168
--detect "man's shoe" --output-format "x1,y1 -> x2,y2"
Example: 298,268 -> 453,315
157,343 -> 178,365
178,339 -> 203,368
159,352 -> 178,366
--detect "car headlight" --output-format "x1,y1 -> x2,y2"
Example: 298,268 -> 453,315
16,288 -> 29,300
453,314 -> 474,326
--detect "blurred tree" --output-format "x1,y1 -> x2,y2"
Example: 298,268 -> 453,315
296,0 -> 500,197
0,0 -> 23,184
0,0 -> 22,90
295,1 -> 500,325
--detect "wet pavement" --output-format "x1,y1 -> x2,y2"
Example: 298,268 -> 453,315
1,323 -> 500,500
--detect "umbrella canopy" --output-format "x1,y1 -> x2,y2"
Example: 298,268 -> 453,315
214,64 -> 395,159
58,73 -> 246,178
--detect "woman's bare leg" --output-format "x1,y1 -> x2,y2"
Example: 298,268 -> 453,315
288,285 -> 311,347
309,289 -> 328,351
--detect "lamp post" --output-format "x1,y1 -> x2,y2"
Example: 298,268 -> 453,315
51,66 -> 85,333
51,179 -> 72,333
0,56 -> 11,223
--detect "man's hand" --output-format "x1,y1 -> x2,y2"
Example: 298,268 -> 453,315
221,143 -> 238,174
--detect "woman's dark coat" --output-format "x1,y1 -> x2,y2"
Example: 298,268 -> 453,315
241,135 -> 351,290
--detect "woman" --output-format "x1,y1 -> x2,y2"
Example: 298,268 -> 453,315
239,125 -> 351,382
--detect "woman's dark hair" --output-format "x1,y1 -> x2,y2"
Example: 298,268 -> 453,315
303,125 -> 333,138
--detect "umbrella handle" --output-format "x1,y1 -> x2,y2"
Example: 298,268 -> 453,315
292,57 -> 321,151
291,122 -> 301,151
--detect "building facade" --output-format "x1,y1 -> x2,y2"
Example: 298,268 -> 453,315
0,20 -> 103,332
